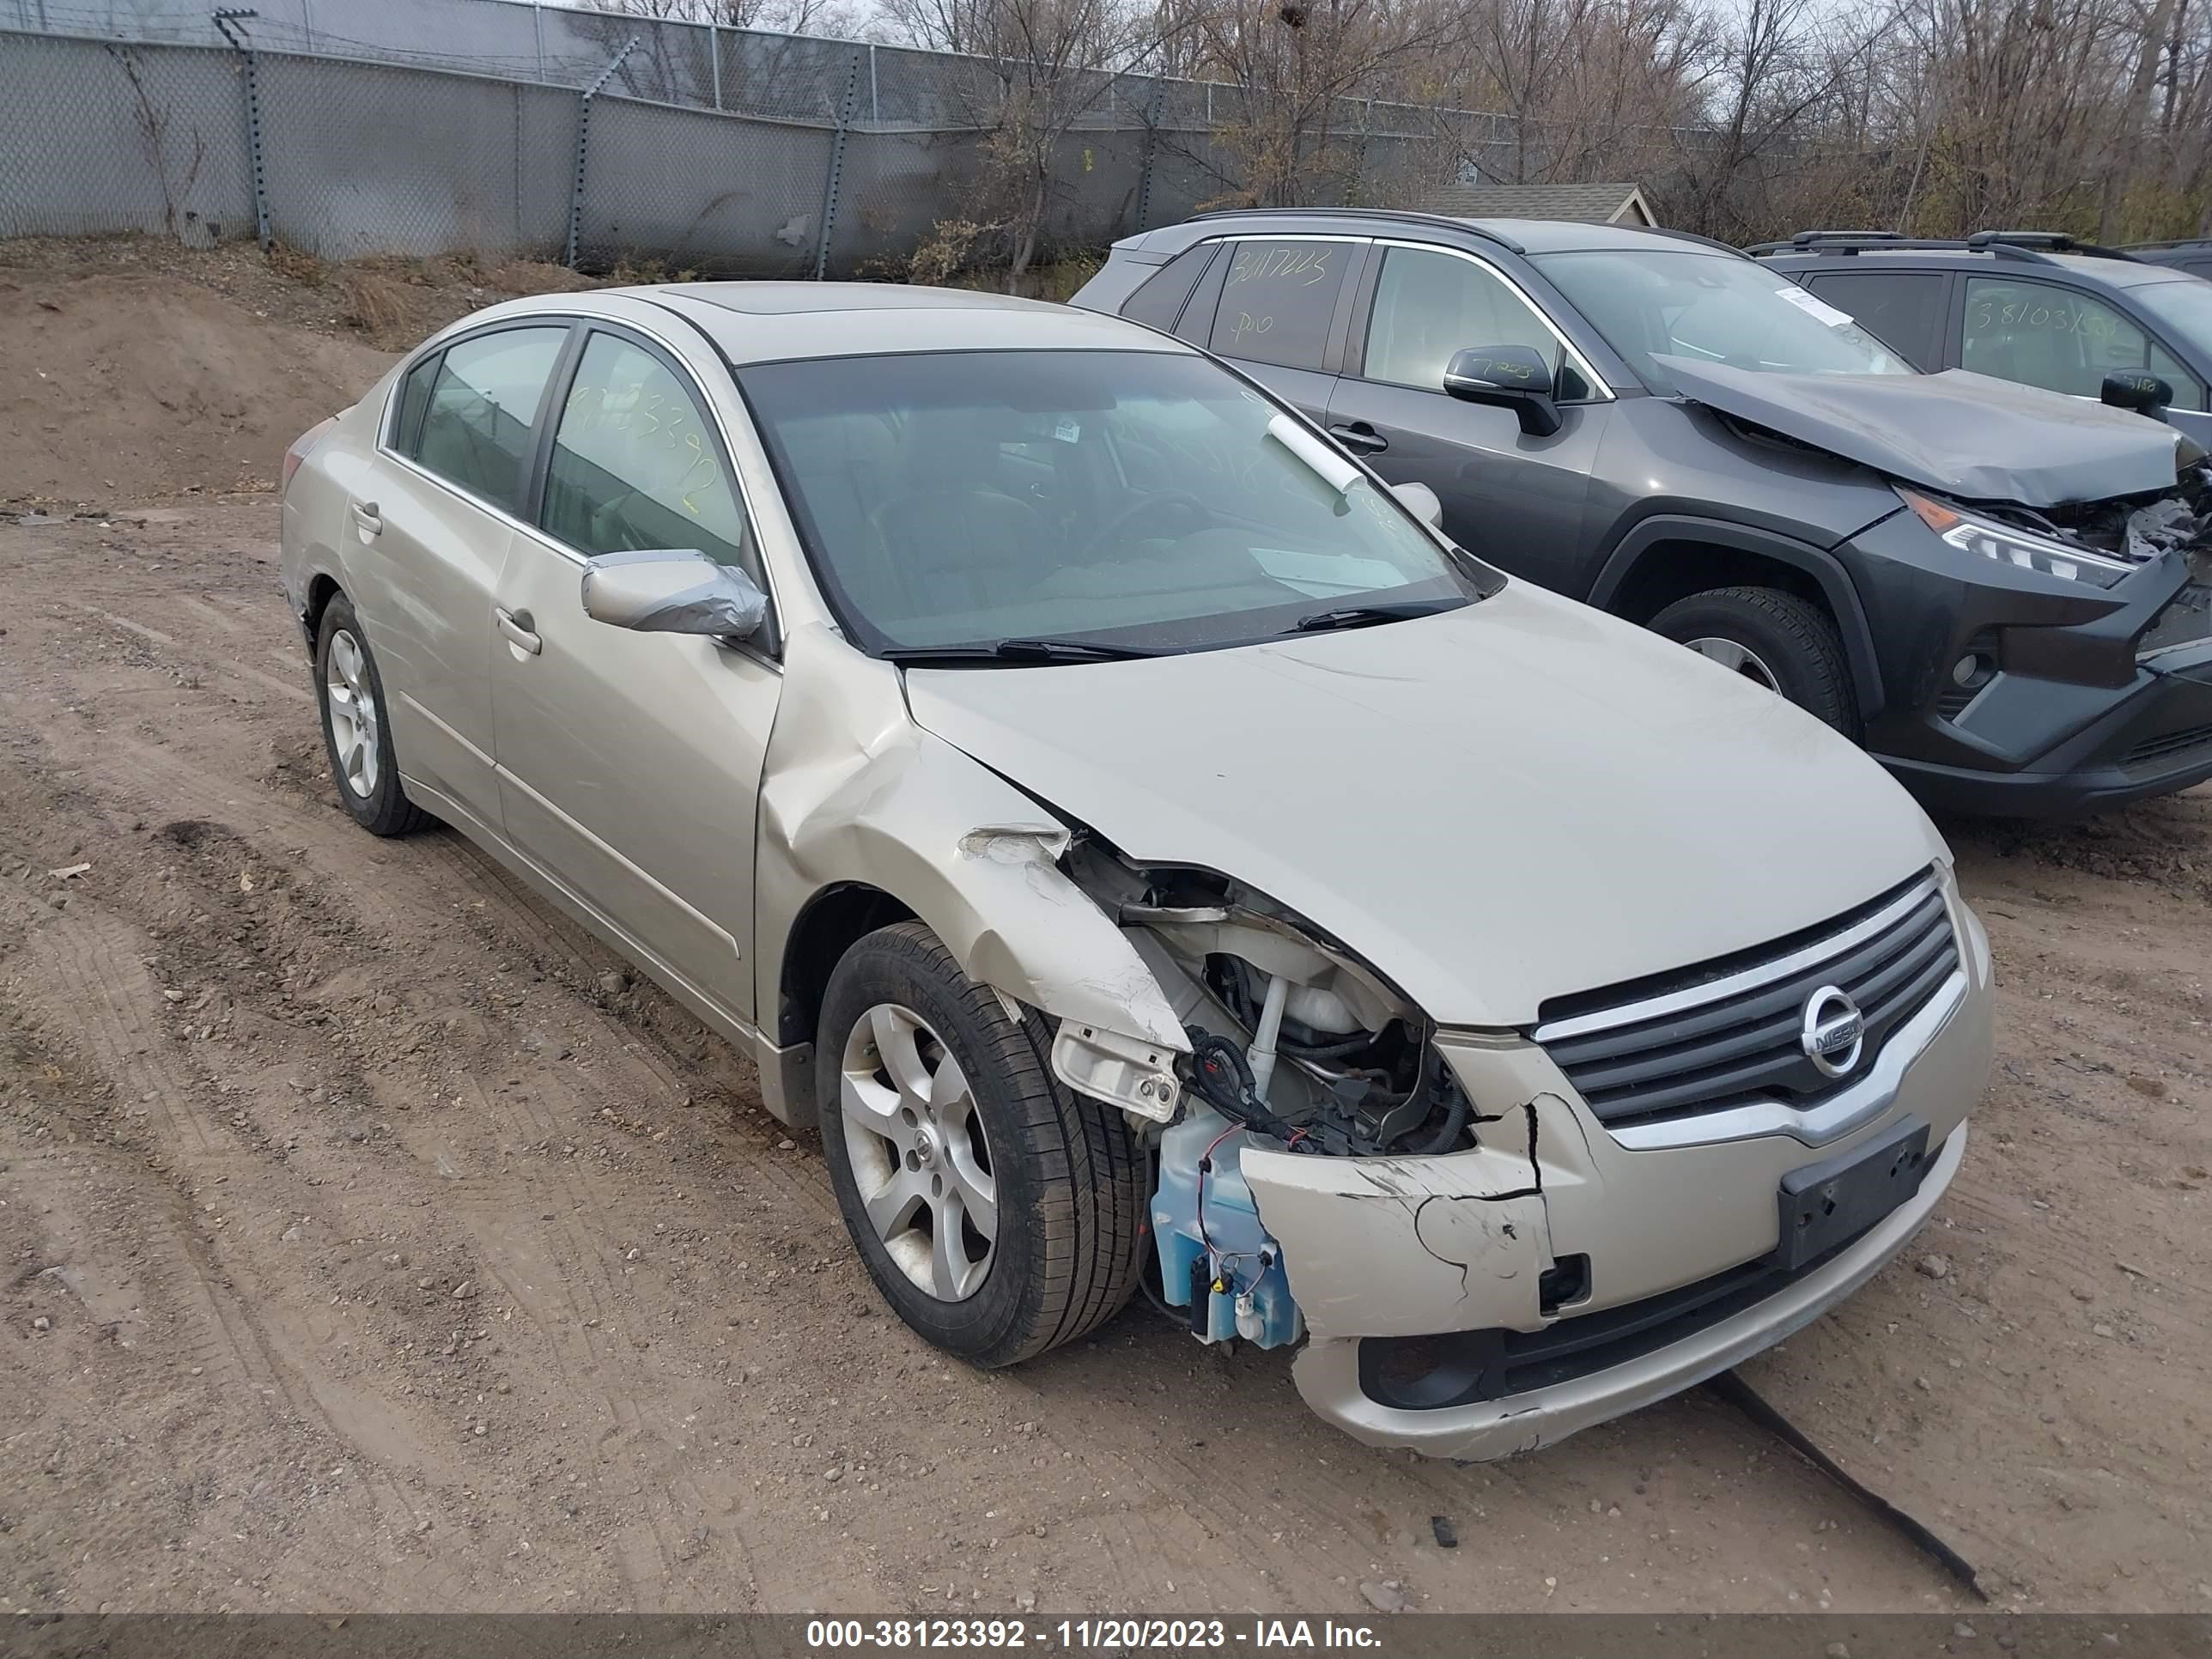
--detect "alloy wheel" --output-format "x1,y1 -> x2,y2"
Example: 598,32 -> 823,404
1685,635 -> 1782,694
839,1002 -> 998,1302
323,629 -> 380,798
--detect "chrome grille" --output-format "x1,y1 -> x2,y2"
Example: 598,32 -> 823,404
1534,872 -> 1959,1131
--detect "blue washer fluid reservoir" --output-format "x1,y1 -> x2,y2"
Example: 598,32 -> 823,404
1152,1102 -> 1304,1347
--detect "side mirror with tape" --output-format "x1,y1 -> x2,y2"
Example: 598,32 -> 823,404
580,550 -> 768,641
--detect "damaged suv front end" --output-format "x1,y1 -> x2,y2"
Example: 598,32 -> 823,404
1645,355 -> 2212,817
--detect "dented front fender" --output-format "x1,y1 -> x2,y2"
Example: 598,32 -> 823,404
755,626 -> 1188,1104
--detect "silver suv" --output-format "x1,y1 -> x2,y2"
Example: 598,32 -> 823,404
279,283 -> 1993,1458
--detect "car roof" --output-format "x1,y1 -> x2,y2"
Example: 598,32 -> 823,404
479,282 -> 1190,366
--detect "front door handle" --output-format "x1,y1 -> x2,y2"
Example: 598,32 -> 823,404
1330,422 -> 1389,453
495,606 -> 542,656
350,501 -> 383,537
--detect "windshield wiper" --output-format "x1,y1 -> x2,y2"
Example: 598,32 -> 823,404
1290,599 -> 1462,634
878,637 -> 1166,666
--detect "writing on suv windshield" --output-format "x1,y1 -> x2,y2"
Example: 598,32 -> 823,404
1535,249 -> 1916,391
740,349 -> 1482,659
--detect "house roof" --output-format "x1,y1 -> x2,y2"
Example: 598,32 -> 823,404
1420,183 -> 1655,226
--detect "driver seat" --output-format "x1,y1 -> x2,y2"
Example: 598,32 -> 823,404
868,416 -> 1055,619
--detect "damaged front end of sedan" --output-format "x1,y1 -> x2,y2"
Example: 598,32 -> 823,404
1049,840 -> 1555,1372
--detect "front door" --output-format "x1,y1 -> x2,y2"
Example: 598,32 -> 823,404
1954,274 -> 2212,447
489,325 -> 779,1023
1325,244 -> 1611,594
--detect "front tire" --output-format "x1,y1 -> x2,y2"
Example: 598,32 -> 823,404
1650,585 -> 1858,738
817,921 -> 1146,1367
314,595 -> 429,836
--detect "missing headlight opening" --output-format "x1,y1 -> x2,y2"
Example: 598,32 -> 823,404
1062,841 -> 1493,1352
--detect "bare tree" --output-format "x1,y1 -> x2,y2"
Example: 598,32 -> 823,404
1171,0 -> 1477,207
878,0 -> 1182,284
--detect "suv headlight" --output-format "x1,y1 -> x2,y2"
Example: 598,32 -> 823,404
1896,485 -> 2134,588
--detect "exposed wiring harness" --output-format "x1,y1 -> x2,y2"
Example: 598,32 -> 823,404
1179,1023 -> 1471,1158
1182,1031 -> 1309,1147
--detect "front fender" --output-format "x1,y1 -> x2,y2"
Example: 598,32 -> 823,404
755,626 -> 1188,1112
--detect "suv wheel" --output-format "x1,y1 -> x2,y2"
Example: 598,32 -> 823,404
315,595 -> 431,836
817,921 -> 1146,1367
1651,586 -> 1858,738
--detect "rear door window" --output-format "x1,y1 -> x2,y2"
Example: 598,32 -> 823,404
1205,240 -> 1352,372
407,326 -> 570,515
1802,270 -> 1947,368
1960,277 -> 2188,398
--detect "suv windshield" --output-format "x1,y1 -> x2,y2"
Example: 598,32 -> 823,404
742,349 -> 1482,658
1535,249 -> 1915,391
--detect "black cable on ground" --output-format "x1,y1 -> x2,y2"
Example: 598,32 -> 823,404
1705,1369 -> 1988,1602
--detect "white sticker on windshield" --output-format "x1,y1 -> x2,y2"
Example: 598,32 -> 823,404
1054,418 -> 1081,443
1775,285 -> 1856,329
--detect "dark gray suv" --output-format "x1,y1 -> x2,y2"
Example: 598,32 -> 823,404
1073,210 -> 2212,817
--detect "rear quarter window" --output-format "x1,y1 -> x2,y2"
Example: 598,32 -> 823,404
1120,246 -> 1215,331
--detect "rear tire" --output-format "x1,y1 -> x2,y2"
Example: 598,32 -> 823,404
817,921 -> 1146,1368
315,595 -> 430,836
1650,585 -> 1858,738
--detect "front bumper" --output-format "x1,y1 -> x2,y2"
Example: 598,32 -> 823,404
1856,516 -> 2212,817
1292,1122 -> 1966,1461
1240,879 -> 1994,1461
1880,646 -> 2212,816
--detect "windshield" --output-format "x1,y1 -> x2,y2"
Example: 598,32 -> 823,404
740,349 -> 1483,659
1534,250 -> 1916,391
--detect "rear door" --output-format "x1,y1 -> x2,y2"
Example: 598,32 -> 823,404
1180,235 -> 1369,422
488,322 -> 779,1024
359,323 -> 573,831
1324,240 -> 1612,593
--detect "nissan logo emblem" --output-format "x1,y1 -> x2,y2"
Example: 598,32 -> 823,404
1800,985 -> 1866,1079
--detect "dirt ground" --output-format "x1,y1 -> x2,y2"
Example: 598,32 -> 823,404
2,240 -> 2209,1617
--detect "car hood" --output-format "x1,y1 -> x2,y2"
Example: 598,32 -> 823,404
1656,355 -> 2185,507
903,586 -> 1948,1029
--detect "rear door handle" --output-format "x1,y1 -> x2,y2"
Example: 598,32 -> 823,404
350,501 -> 383,537
495,606 -> 542,656
1329,423 -> 1388,453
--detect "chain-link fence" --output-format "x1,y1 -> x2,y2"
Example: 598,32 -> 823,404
0,9 -> 1527,277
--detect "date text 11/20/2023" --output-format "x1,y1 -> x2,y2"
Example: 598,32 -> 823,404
805,1620 -> 1386,1650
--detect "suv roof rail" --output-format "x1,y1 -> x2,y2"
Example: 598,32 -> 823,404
1745,227 -> 2143,264
1744,231 -> 1967,256
1184,205 -> 1528,255
1965,228 -> 2141,262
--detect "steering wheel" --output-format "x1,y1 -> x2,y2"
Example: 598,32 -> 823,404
1073,491 -> 1212,562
